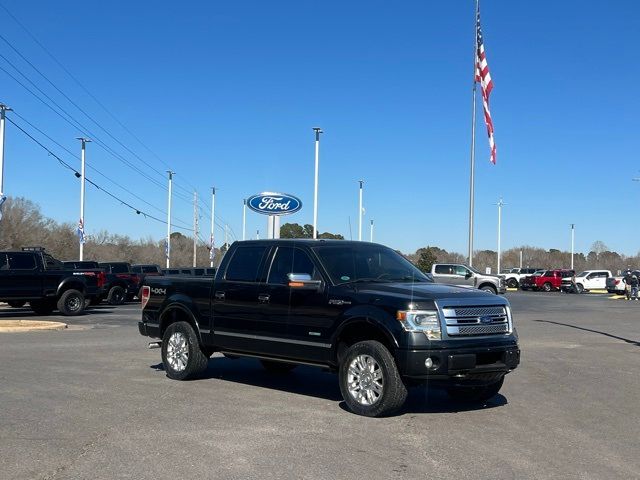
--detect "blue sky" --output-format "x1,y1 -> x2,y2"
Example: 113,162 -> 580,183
1,1 -> 639,256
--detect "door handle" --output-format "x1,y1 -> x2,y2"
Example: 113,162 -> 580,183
258,294 -> 270,304
214,291 -> 225,300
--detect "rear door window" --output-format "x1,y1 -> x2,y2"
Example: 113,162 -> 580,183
8,253 -> 37,270
434,264 -> 453,274
225,246 -> 268,282
267,247 -> 319,285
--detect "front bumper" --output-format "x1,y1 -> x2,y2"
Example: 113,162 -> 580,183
396,343 -> 520,384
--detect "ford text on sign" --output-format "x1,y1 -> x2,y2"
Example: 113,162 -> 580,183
247,192 -> 302,216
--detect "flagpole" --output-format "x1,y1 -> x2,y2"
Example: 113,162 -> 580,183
467,0 -> 479,267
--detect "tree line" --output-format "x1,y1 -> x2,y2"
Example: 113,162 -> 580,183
0,197 -> 636,274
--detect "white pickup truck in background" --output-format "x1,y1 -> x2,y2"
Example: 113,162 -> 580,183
500,268 -> 541,289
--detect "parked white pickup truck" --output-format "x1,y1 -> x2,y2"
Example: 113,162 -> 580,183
501,268 -> 541,289
562,270 -> 611,293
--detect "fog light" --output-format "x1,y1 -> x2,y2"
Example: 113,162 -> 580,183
425,357 -> 433,368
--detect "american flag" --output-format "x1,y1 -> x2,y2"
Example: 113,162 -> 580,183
164,239 -> 169,259
475,9 -> 496,165
77,218 -> 86,244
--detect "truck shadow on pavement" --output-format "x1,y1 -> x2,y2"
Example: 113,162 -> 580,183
534,319 -> 640,347
151,357 -> 508,415
0,305 -> 119,319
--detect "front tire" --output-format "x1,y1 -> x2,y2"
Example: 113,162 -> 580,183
480,285 -> 497,294
575,283 -> 584,294
339,340 -> 407,417
57,289 -> 85,316
161,321 -> 208,380
447,377 -> 504,403
542,282 -> 552,292
506,278 -> 518,289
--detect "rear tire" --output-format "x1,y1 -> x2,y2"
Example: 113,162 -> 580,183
260,359 -> 297,374
57,289 -> 85,316
107,286 -> 126,305
339,340 -> 407,417
161,321 -> 208,380
447,377 -> 504,403
7,300 -> 26,308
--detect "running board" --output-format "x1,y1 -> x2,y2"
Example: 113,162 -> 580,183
218,350 -> 329,369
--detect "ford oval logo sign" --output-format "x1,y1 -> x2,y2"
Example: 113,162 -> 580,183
479,315 -> 493,324
247,192 -> 302,216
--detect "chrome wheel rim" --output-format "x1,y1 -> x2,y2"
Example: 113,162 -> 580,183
67,296 -> 81,311
347,354 -> 383,406
166,332 -> 189,372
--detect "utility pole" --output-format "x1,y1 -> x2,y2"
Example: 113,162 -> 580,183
358,180 -> 364,241
0,103 -> 11,199
76,137 -> 91,260
193,190 -> 198,268
570,224 -> 575,270
312,127 -> 322,239
242,198 -> 247,240
496,197 -> 504,274
166,171 -> 174,268
519,249 -> 523,269
256,229 -> 260,240
210,187 -> 215,268
370,219 -> 374,243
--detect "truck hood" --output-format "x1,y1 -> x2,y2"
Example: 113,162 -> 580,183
354,282 -> 506,303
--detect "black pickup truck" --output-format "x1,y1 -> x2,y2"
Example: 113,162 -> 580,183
139,240 -> 520,417
0,248 -> 105,315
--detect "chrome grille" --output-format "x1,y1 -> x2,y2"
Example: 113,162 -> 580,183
441,305 -> 511,337
450,306 -> 505,317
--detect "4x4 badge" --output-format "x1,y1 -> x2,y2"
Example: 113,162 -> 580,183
329,299 -> 351,306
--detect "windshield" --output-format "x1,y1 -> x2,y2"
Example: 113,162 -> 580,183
313,244 -> 432,285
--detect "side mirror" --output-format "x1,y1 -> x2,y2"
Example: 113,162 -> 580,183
465,272 -> 473,279
287,273 -> 322,291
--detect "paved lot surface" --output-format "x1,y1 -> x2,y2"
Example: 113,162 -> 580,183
0,292 -> 638,480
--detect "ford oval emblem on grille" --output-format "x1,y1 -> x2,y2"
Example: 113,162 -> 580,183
247,192 -> 302,216
479,315 -> 493,324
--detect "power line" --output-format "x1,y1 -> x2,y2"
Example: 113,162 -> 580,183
6,115 -> 197,233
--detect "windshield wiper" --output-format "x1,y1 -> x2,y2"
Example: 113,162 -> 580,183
388,276 -> 430,283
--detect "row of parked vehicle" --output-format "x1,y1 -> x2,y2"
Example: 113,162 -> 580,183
0,246 -> 216,316
501,267 -> 636,294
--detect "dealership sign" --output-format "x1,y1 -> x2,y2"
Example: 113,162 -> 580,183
247,192 -> 302,216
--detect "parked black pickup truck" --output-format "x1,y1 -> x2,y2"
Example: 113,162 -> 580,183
99,262 -> 140,304
139,240 -> 520,417
0,248 -> 105,315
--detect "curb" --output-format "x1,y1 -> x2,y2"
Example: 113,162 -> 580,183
0,320 -> 67,333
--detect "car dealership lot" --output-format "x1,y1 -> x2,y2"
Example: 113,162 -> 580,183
0,293 -> 638,480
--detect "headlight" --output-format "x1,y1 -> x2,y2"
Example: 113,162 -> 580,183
396,309 -> 441,340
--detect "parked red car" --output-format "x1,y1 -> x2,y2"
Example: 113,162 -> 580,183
532,269 -> 575,292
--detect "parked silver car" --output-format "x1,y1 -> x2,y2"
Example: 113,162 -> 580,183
430,263 -> 506,294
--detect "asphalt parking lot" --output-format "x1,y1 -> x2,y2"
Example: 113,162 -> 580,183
0,292 -> 638,480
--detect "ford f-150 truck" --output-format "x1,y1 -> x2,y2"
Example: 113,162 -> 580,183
0,248 -> 105,315
139,240 -> 520,417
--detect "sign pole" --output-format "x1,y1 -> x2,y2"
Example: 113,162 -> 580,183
312,127 -> 322,239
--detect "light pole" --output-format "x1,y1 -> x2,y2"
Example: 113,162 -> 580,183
210,187 -> 215,267
166,171 -> 174,268
242,198 -> 247,240
0,103 -> 11,199
312,127 -> 322,239
76,137 -> 91,260
358,180 -> 364,241
570,224 -> 575,270
370,219 -> 374,242
193,190 -> 198,268
496,198 -> 504,274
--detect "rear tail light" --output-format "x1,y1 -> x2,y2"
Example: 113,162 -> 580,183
141,286 -> 150,309
97,272 -> 106,288
615,279 -> 620,285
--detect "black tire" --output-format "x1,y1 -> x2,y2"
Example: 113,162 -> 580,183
520,286 -> 529,291
161,321 -> 208,380
447,377 -> 504,403
57,289 -> 85,316
29,300 -> 54,316
260,359 -> 297,374
7,300 -> 26,308
506,278 -> 518,289
107,286 -> 126,305
575,283 -> 584,294
480,285 -> 497,295
339,340 -> 407,417
542,282 -> 552,292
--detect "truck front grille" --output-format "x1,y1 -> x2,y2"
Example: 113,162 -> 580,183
441,305 -> 510,337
